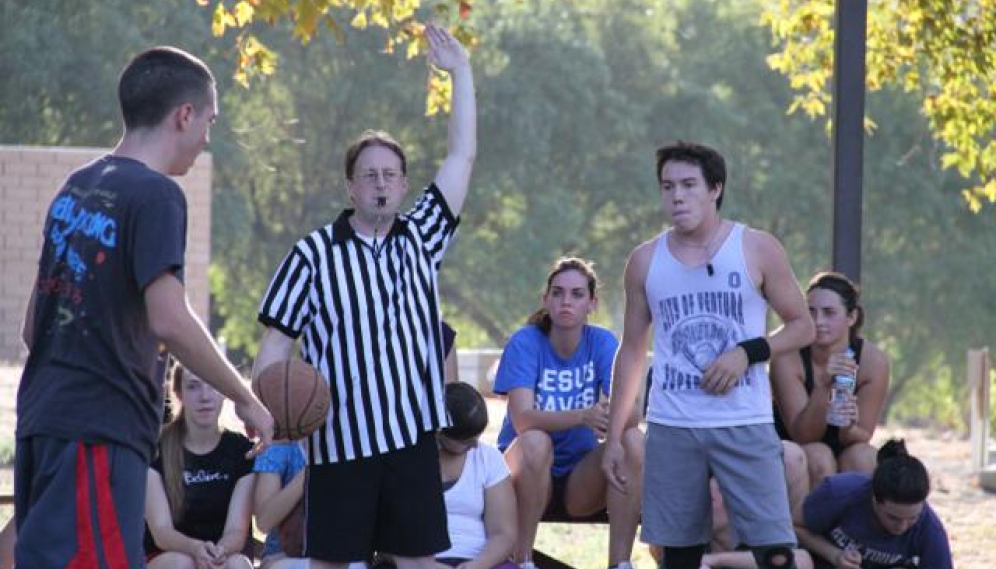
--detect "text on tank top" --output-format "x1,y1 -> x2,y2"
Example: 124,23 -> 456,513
644,222 -> 774,428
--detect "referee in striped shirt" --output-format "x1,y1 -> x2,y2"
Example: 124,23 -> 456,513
253,23 -> 476,569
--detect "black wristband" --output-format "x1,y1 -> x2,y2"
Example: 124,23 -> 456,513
737,337 -> 771,364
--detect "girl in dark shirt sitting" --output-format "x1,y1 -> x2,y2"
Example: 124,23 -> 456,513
144,363 -> 255,569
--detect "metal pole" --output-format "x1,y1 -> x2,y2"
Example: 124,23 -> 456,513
831,0 -> 867,282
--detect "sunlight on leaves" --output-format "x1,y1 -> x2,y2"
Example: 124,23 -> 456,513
760,0 -> 996,207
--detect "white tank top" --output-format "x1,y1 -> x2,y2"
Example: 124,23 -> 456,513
644,222 -> 773,427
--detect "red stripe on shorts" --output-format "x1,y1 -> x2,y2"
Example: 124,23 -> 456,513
93,445 -> 129,569
64,444 -> 98,569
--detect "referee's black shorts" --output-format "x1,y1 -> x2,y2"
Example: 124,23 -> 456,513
305,432 -> 450,562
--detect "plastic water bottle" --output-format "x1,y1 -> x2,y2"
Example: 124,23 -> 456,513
826,348 -> 856,427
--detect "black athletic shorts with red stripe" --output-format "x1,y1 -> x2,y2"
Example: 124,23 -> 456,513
14,437 -> 147,569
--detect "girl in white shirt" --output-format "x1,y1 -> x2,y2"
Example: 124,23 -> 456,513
437,382 -> 518,569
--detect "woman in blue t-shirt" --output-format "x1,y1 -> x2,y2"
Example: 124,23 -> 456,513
798,438 -> 952,569
144,364 -> 255,569
493,257 -> 643,569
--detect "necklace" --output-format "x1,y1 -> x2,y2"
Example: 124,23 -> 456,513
670,219 -> 726,276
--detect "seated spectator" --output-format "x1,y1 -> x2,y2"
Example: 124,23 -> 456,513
144,364 -> 255,569
797,438 -> 952,569
437,382 -> 517,569
493,257 -> 643,569
771,272 -> 890,487
253,441 -> 308,569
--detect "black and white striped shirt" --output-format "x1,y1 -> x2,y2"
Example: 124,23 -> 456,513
258,185 -> 458,464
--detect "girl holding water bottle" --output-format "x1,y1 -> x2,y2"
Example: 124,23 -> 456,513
771,272 -> 891,488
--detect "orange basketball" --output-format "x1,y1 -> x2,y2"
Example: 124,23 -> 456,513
252,359 -> 330,440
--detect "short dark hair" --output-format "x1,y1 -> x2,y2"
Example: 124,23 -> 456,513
344,129 -> 407,181
655,141 -> 728,209
872,438 -> 930,504
807,271 -> 865,342
441,382 -> 488,441
118,46 -> 215,130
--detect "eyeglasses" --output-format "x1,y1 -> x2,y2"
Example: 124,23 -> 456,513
356,169 -> 402,186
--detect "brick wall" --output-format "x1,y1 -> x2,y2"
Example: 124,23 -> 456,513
0,145 -> 212,363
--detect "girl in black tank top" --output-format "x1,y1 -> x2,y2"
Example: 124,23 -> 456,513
770,272 -> 890,482
774,338 -> 864,456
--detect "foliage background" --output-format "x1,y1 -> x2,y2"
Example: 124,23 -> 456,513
1,0 -> 994,430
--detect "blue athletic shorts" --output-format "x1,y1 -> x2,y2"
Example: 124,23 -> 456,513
15,437 -> 148,569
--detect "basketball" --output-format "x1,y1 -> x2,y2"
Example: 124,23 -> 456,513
253,359 -> 330,440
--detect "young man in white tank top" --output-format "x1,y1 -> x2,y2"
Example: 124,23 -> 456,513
602,141 -> 815,569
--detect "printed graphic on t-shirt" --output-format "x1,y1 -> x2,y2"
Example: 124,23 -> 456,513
41,185 -> 119,327
656,288 -> 748,390
535,362 -> 597,410
184,468 -> 230,485
829,527 -> 920,568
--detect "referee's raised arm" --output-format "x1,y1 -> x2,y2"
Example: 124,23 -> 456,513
426,23 -> 476,217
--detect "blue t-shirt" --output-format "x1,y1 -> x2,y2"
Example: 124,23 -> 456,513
493,324 -> 618,476
803,472 -> 952,569
253,442 -> 307,557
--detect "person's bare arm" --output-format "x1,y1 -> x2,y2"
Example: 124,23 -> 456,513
462,477 -> 517,569
214,473 -> 256,560
752,229 -> 814,358
603,241 -> 655,492
145,469 -> 215,564
253,470 -> 305,533
505,387 -> 608,437
252,327 -> 297,381
793,494 -> 860,569
771,352 -> 832,443
426,23 -> 476,216
795,525 -> 859,569
145,273 -> 273,454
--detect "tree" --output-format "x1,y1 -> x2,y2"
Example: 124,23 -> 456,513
4,0 -> 995,427
198,0 -> 477,112
761,0 -> 996,210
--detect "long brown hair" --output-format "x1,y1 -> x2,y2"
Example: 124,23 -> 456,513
160,362 -> 189,522
526,256 -> 600,335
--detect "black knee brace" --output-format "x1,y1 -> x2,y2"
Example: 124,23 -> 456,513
751,544 -> 796,569
661,544 -> 707,569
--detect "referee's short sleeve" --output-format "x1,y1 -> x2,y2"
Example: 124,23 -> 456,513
407,184 -> 459,266
258,246 -> 313,339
